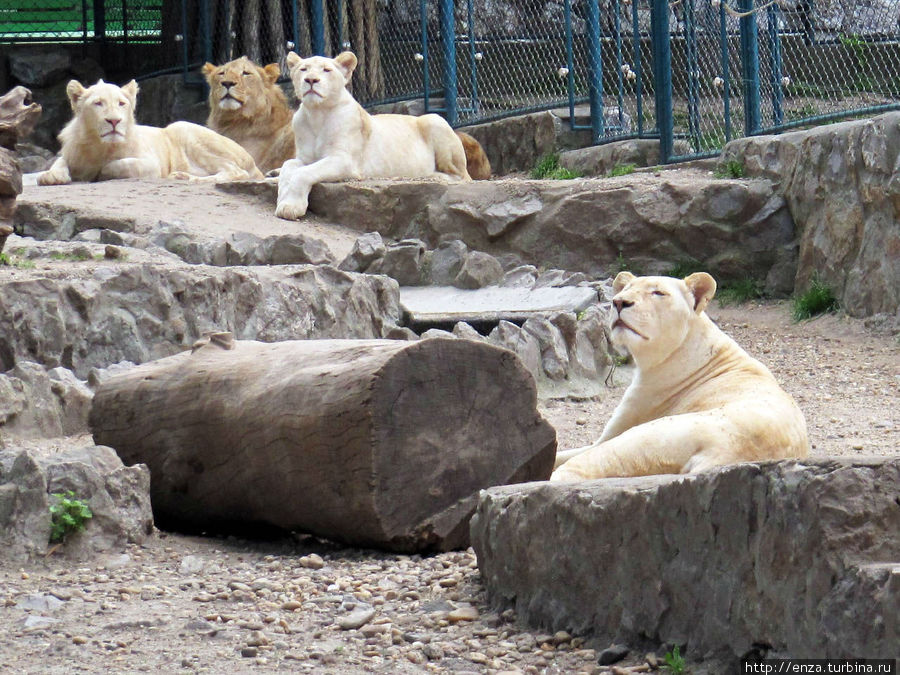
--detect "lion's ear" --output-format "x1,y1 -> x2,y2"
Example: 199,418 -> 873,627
334,51 -> 358,82
613,271 -> 636,293
202,62 -> 216,77
263,63 -> 281,83
285,51 -> 301,71
66,80 -> 86,109
684,272 -> 716,313
121,80 -> 139,106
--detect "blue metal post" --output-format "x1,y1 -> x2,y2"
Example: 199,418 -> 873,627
585,0 -> 605,142
613,0 -> 625,132
439,0 -> 458,125
421,0 -> 431,113
651,0 -> 673,161
719,1 -> 732,142
685,0 -> 700,148
739,0 -> 761,134
564,0 -> 578,126
311,0 -> 325,55
632,0 -> 644,136
466,0 -> 480,115
767,4 -> 784,127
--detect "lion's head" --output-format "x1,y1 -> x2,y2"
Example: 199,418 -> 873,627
202,57 -> 286,120
285,51 -> 357,108
66,79 -> 138,144
609,271 -> 717,366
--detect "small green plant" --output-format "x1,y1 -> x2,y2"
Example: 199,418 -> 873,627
792,276 -> 838,321
0,253 -> 8,265
665,259 -> 705,278
50,250 -> 94,262
49,491 -> 93,543
662,644 -> 686,674
614,251 -> 633,275
0,253 -> 36,269
607,163 -> 636,177
713,160 -> 745,179
717,278 -> 764,306
530,153 -> 581,180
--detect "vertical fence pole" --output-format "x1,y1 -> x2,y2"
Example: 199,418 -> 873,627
632,0 -> 644,136
292,0 -> 300,56
767,4 -> 784,127
439,0 -> 458,125
719,1 -> 732,142
466,0 -> 479,115
739,0 -> 760,134
421,0 -> 431,113
563,0 -> 578,126
613,0 -> 625,132
651,0 -> 673,161
311,0 -> 325,55
586,0 -> 605,143
181,0 -> 188,83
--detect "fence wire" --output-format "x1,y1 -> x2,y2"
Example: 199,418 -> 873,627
2,0 -> 899,160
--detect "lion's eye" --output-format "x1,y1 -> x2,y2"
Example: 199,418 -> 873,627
323,67 -> 332,72
242,71 -> 250,76
652,290 -> 667,296
299,66 -> 307,71
93,100 -> 103,106
118,100 -> 126,107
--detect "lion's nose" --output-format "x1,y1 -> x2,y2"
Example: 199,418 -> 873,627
221,80 -> 236,88
613,298 -> 634,313
106,118 -> 120,129
305,76 -> 320,84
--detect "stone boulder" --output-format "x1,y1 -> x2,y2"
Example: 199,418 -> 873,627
0,363 -> 93,439
0,444 -> 153,562
338,232 -> 386,273
0,262 -> 400,378
559,139 -> 691,176
470,457 -> 900,662
722,111 -> 900,323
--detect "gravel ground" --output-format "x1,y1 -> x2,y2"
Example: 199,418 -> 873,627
1,301 -> 897,675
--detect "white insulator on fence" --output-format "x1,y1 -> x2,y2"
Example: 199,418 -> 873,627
475,52 -> 484,61
343,42 -> 351,50
627,69 -> 637,82
621,63 -> 632,74
174,34 -> 183,42
711,0 -> 721,9
414,53 -> 425,62
781,76 -> 791,87
558,67 -> 570,78
286,41 -> 295,50
714,76 -> 725,88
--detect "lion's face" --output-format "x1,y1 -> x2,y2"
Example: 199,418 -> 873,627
202,57 -> 281,117
66,79 -> 138,144
285,51 -> 357,108
609,271 -> 717,364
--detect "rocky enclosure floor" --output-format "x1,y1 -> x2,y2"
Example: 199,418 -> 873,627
1,302 -> 897,675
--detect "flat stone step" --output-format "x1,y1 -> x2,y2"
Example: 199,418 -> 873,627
399,285 -> 599,330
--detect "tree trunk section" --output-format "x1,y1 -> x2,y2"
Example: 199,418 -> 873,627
0,86 -> 41,223
90,338 -> 556,551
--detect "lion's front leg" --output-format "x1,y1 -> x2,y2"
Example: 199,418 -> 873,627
550,412 -> 725,481
37,157 -> 72,185
99,157 -> 162,180
275,154 -> 355,221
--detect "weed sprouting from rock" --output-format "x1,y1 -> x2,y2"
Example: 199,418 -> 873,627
792,276 -> 838,321
530,153 -> 581,180
49,491 -> 93,543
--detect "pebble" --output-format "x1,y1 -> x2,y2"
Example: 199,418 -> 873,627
338,605 -> 376,630
447,605 -> 480,622
298,554 -> 325,570
598,644 -> 630,665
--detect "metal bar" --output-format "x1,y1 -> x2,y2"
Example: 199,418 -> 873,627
439,0 -> 457,125
122,0 -> 129,45
82,0 -> 89,44
311,0 -> 325,55
563,0 -> 579,130
651,0 -> 673,161
719,1 -> 732,142
613,0 -> 625,133
739,0 -> 761,134
420,0 -> 430,114
685,0 -> 700,148
757,102 -> 900,135
632,0 -> 644,136
767,4 -> 783,127
466,0 -> 479,116
585,0 -> 605,142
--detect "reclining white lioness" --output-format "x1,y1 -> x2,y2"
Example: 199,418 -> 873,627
552,271 -> 809,481
275,51 -> 470,220
38,79 -> 262,185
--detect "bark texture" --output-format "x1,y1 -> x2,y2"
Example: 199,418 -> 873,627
90,337 -> 556,551
0,86 -> 41,222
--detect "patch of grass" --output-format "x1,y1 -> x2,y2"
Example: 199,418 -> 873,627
786,103 -> 820,122
530,153 -> 581,180
717,278 -> 764,305
792,276 -> 838,321
613,250 -> 638,275
49,491 -> 93,544
607,163 -> 636,177
0,253 -> 36,269
665,259 -> 705,278
50,250 -> 94,262
662,645 -> 686,674
713,160 -> 745,179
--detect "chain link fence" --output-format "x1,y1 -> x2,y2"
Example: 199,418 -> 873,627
2,0 -> 899,160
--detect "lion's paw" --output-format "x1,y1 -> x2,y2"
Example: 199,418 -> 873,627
275,200 -> 308,220
170,171 -> 195,181
37,170 -> 71,186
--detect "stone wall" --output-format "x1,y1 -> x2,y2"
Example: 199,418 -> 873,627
722,111 -> 900,324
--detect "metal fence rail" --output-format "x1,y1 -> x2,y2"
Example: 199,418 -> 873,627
2,0 -> 899,162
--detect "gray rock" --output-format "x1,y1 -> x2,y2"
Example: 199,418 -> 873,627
534,269 -> 588,288
598,644 -> 629,665
15,593 -> 65,612
488,321 -> 542,382
419,329 -> 456,340
0,363 -> 64,438
338,605 -> 376,630
0,263 -> 400,378
471,457 -> 900,661
501,265 -> 538,289
369,239 -> 428,286
522,318 -> 569,381
429,240 -> 468,285
9,49 -> 71,88
454,251 -> 504,289
47,367 -> 94,435
338,232 -> 386,273
451,322 -> 485,342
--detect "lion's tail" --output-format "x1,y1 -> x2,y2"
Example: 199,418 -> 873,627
455,131 -> 491,180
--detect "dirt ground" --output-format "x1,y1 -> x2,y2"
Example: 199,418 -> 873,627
1,301 -> 896,675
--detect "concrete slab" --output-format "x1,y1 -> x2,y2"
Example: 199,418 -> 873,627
399,285 -> 599,329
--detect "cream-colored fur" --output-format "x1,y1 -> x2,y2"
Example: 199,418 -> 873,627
275,51 -> 470,221
202,57 -> 295,174
551,271 -> 809,481
38,79 -> 263,185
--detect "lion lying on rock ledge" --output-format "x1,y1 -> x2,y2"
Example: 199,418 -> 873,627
38,80 -> 262,185
552,271 -> 809,481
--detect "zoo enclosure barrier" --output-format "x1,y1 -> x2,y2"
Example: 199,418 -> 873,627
2,0 -> 899,162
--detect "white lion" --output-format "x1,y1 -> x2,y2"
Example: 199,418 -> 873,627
38,79 -> 262,185
275,51 -> 470,221
552,271 -> 809,481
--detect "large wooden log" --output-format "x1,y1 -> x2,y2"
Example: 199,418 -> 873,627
90,337 -> 557,551
0,86 -> 41,223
